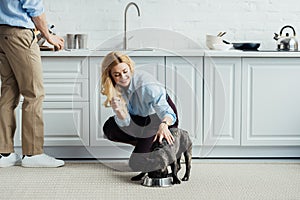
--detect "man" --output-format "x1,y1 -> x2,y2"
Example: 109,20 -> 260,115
0,0 -> 65,167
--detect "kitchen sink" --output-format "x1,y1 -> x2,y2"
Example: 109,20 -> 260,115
96,48 -> 155,52
130,48 -> 155,51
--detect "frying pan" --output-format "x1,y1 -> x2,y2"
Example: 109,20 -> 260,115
232,42 -> 261,51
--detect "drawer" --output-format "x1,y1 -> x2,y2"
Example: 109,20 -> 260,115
42,57 -> 88,79
43,79 -> 88,102
14,102 -> 89,146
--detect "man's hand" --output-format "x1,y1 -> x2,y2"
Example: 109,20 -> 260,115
32,13 -> 64,51
48,34 -> 64,51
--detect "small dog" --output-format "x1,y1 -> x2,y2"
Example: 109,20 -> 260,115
131,128 -> 192,184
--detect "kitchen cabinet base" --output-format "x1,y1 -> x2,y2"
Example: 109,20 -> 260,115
13,146 -> 300,159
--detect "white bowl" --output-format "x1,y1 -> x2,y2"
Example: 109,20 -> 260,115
206,34 -> 223,41
206,34 -> 223,49
206,34 -> 222,40
212,43 -> 233,51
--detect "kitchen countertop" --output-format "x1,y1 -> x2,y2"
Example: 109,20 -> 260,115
205,50 -> 300,57
40,49 -> 300,57
40,49 -> 206,57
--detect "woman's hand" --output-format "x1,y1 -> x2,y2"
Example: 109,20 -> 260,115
153,123 -> 174,145
111,97 -> 128,120
111,97 -> 123,112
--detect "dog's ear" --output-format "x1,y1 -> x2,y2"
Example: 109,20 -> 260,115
160,138 -> 168,148
170,128 -> 179,136
151,140 -> 160,151
151,138 -> 168,151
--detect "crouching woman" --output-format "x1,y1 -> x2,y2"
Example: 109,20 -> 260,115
101,52 -> 179,175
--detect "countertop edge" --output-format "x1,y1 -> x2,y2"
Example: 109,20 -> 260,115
40,49 -> 300,57
40,49 -> 206,57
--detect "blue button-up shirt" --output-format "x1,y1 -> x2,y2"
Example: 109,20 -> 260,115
0,0 -> 44,29
114,71 -> 177,127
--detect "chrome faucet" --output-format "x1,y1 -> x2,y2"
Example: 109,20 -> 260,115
124,2 -> 140,50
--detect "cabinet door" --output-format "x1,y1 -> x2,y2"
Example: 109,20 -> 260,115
132,56 -> 165,84
41,57 -> 89,102
242,58 -> 300,145
89,56 -> 165,146
43,79 -> 88,102
166,57 -> 203,146
204,57 -> 241,146
14,102 -> 89,146
41,57 -> 88,79
2,57 -> 89,102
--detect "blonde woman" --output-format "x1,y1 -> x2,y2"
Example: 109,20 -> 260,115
101,52 -> 179,179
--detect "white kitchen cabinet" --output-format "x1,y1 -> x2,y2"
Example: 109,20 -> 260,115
242,58 -> 300,146
89,56 -> 165,147
42,57 -> 89,79
41,57 -> 89,102
204,57 -> 241,146
14,57 -> 89,147
166,57 -> 203,146
43,79 -> 88,102
9,51 -> 300,158
15,102 -> 89,146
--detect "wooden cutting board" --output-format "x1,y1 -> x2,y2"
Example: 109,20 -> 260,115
39,46 -> 54,51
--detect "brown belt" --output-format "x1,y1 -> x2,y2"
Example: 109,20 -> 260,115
0,24 -> 32,30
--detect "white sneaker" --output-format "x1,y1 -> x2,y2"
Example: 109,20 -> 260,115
0,153 -> 22,168
22,153 -> 65,168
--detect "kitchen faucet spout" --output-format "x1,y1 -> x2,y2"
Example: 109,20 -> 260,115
124,2 -> 140,50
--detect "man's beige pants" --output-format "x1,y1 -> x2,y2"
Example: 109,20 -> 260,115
0,26 -> 44,155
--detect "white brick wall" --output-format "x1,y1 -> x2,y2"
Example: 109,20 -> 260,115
43,0 -> 300,50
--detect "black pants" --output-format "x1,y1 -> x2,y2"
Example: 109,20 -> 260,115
103,95 -> 178,153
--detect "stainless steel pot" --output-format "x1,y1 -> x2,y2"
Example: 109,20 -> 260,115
274,25 -> 298,51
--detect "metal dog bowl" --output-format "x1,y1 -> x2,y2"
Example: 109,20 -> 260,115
142,176 -> 173,187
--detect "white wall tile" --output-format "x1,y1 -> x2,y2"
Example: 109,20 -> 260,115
43,0 -> 300,50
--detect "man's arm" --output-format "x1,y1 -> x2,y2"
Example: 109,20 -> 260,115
32,13 -> 64,50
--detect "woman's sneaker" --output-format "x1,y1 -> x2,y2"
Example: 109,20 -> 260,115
0,153 -> 22,168
22,153 -> 65,168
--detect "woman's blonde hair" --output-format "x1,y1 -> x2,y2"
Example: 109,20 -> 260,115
101,51 -> 135,107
